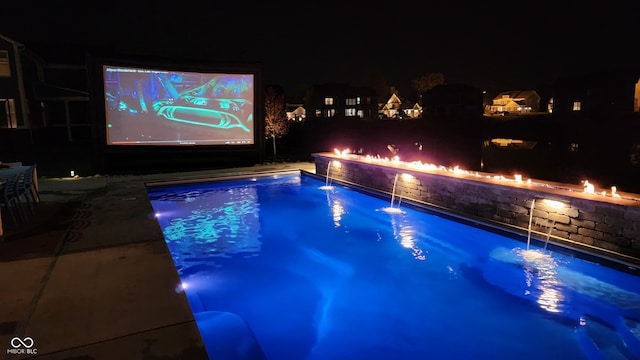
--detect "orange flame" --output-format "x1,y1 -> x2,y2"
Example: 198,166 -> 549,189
583,180 -> 595,194
330,150 -> 627,198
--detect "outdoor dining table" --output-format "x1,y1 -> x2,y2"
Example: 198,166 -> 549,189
0,164 -> 37,238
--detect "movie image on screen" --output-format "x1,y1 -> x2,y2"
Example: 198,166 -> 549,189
103,65 -> 255,145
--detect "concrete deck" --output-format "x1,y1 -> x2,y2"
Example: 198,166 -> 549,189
0,162 -> 316,360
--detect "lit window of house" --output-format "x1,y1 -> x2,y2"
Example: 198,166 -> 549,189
0,99 -> 17,128
357,97 -> 361,105
357,110 -> 364,118
324,109 -> 335,117
324,97 -> 334,105
573,101 -> 581,111
345,108 -> 356,116
0,51 -> 10,77
345,98 -> 356,106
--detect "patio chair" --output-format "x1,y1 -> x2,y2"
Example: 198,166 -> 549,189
17,164 -> 39,215
0,174 -> 25,229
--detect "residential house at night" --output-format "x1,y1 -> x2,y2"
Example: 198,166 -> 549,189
551,69 -> 640,116
0,33 -> 90,139
285,103 -> 305,121
487,90 -> 541,115
0,33 -> 31,129
378,93 -> 422,119
303,83 -> 379,120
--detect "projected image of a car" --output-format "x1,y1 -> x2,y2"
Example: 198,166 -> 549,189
104,66 -> 255,146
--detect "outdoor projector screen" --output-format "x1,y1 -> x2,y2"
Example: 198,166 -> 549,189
103,65 -> 255,146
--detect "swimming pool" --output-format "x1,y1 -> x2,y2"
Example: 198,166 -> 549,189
147,172 -> 640,360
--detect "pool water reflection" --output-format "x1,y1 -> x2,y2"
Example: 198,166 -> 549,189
147,173 -> 640,360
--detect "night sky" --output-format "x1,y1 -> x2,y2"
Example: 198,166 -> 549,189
2,1 -> 638,98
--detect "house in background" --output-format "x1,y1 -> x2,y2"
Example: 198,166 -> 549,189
547,97 -> 554,113
405,102 -> 423,118
551,69 -> 640,116
378,93 -> 422,119
379,93 -> 401,119
0,33 -> 30,129
285,103 -> 305,121
303,83 -> 379,120
0,33 -> 90,140
487,90 -> 540,115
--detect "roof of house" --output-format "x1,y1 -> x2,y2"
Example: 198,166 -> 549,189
386,93 -> 402,105
494,90 -> 539,100
285,103 -> 303,109
285,103 -> 305,113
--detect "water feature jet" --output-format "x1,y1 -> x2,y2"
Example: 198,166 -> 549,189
390,173 -> 400,208
544,220 -> 556,250
526,199 -> 536,250
320,160 -> 335,190
382,173 -> 403,214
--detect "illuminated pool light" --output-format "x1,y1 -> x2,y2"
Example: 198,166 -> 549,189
541,198 -> 566,209
401,173 -> 414,182
175,281 -> 188,293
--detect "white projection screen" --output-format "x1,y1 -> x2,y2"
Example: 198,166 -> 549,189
103,65 -> 255,146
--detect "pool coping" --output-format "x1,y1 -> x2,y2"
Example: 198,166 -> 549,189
144,169 -> 302,188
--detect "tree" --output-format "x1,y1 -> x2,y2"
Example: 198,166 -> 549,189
264,86 -> 289,162
412,73 -> 446,94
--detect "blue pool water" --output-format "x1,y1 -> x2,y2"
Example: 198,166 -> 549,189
147,173 -> 640,360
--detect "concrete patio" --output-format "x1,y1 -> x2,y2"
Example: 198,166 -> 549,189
0,162 -> 315,360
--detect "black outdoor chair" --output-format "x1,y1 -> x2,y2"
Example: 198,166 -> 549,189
17,164 -> 39,215
1,174 -> 25,229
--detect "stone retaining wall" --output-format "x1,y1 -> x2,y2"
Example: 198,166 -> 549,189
313,153 -> 640,264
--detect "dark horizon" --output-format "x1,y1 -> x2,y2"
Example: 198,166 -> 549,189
2,1 -> 638,98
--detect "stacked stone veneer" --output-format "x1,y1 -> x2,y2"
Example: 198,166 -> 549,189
313,153 -> 640,263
